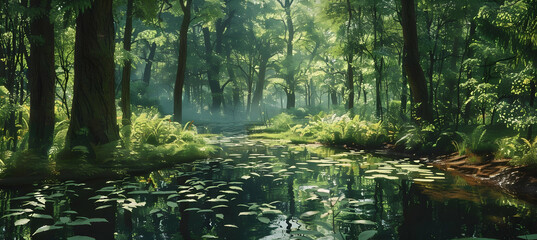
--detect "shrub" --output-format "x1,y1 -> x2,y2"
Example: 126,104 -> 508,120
510,137 -> 537,167
495,136 -> 523,159
395,124 -> 436,152
456,125 -> 497,157
297,113 -> 387,148
267,112 -> 295,132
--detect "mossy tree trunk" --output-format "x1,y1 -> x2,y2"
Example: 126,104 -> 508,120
28,0 -> 55,155
67,0 -> 119,148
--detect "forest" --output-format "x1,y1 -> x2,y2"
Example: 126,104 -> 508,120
1,0 -> 537,239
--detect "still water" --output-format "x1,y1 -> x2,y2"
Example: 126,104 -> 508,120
1,124 -> 537,239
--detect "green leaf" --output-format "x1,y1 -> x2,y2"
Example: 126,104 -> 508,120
14,218 -> 30,226
127,190 -> 149,195
257,217 -> 270,224
59,217 -> 71,224
359,230 -> 377,240
238,211 -> 257,216
88,218 -> 108,223
167,201 -> 178,209
201,234 -> 218,239
30,214 -> 53,219
349,220 -> 376,225
32,225 -> 63,236
299,211 -> 319,219
95,205 -> 112,210
518,235 -> 537,240
67,219 -> 91,226
67,236 -> 96,240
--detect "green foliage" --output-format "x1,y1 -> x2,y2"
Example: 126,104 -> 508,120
266,113 -> 295,132
296,113 -> 387,148
495,136 -> 523,159
456,126 -> 498,157
395,124 -> 436,153
510,137 -> 537,167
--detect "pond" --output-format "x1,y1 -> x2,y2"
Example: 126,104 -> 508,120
1,124 -> 537,240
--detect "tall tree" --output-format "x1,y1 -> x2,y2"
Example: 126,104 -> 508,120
173,0 -> 192,123
28,0 -> 56,154
400,0 -> 433,123
345,0 -> 354,110
120,0 -> 134,126
67,0 -> 119,148
277,0 -> 296,109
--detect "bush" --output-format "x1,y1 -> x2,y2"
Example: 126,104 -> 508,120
456,125 -> 497,157
395,124 -> 436,152
296,113 -> 387,148
510,137 -> 537,167
266,112 -> 295,132
495,136 -> 523,159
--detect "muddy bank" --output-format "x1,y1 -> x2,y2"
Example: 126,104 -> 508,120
359,145 -> 537,203
430,153 -> 537,203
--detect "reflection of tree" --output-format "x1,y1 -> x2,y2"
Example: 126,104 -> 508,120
286,151 -> 296,233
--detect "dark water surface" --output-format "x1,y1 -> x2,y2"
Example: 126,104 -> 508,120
1,124 -> 537,240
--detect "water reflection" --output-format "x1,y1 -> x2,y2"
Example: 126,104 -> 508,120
1,129 -> 537,239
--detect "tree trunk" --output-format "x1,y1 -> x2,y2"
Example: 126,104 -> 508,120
120,0 -> 134,125
251,52 -> 268,109
286,89 -> 295,109
346,0 -> 354,110
173,0 -> 192,123
400,50 -> 408,115
28,0 -> 55,154
202,27 -> 224,111
279,0 -> 295,109
67,0 -> 119,148
528,78 -> 536,139
331,89 -> 338,105
347,56 -> 354,110
400,0 -> 433,123
142,42 -> 157,86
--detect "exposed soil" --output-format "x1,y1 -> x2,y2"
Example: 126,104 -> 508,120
432,153 -> 537,203
365,144 -> 537,204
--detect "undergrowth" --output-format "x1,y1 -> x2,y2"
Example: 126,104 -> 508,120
0,106 -> 216,181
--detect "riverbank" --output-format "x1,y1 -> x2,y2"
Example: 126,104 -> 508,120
371,145 -> 537,204
432,153 -> 537,203
0,141 -> 217,187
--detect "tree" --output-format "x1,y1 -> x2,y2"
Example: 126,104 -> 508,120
28,0 -> 55,154
277,0 -> 296,109
67,0 -> 119,149
173,0 -> 192,123
400,0 -> 433,123
120,0 -> 134,126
